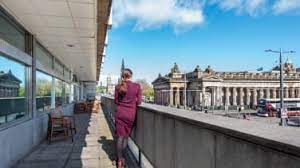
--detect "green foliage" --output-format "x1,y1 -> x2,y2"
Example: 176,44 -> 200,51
135,79 -> 154,100
96,85 -> 106,94
36,78 -> 52,96
18,86 -> 25,97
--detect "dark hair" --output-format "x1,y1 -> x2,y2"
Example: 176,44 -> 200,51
118,68 -> 133,100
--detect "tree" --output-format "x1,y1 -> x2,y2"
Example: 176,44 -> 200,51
96,85 -> 106,94
135,79 -> 154,100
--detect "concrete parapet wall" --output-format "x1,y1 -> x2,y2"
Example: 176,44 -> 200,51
101,96 -> 300,168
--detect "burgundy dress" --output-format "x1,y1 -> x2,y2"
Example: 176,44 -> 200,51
114,81 -> 142,137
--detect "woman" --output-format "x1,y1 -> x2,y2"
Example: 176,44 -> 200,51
114,68 -> 142,168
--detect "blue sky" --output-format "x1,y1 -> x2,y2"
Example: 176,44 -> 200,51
100,0 -> 300,85
0,56 -> 25,86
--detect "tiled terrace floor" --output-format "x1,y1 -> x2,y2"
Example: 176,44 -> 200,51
14,109 -> 138,168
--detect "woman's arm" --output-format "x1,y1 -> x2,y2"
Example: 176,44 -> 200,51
136,84 -> 142,105
114,86 -> 119,105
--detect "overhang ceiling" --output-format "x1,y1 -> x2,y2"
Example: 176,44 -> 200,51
0,0 -> 111,82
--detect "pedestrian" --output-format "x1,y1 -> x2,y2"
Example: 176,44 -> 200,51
114,68 -> 142,168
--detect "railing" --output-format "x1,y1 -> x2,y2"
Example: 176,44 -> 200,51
0,96 -> 54,125
101,96 -> 300,168
36,96 -> 51,111
0,97 -> 27,124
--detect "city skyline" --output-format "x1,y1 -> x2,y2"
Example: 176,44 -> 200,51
101,0 -> 300,85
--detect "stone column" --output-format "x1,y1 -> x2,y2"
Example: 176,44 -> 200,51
202,86 -> 206,106
157,90 -> 160,104
225,87 -> 230,106
291,88 -> 295,98
175,88 -> 180,106
259,89 -> 264,99
217,87 -> 222,106
169,88 -> 174,106
182,87 -> 186,107
253,88 -> 258,106
232,87 -> 237,106
211,87 -> 216,106
297,88 -> 300,98
272,88 -> 277,99
284,87 -> 289,98
246,88 -> 251,106
239,88 -> 244,106
195,88 -> 200,106
266,88 -> 271,99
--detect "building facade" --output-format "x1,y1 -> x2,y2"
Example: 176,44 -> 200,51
152,62 -> 300,108
106,74 -> 115,95
0,70 -> 21,97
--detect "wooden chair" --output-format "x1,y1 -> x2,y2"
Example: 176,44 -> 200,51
47,107 -> 76,143
92,101 -> 100,113
74,102 -> 87,113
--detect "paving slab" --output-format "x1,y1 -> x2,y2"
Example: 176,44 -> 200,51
14,108 -> 138,168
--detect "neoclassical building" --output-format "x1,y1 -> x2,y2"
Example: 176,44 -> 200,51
0,70 -> 21,97
152,62 -> 300,108
106,75 -> 115,95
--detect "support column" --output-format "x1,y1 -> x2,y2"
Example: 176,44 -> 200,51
291,88 -> 295,98
266,88 -> 271,99
297,88 -> 300,98
216,87 -> 222,106
239,88 -> 244,106
232,87 -> 237,106
219,87 -> 224,106
161,90 -> 164,105
51,78 -> 56,108
259,88 -> 264,99
225,87 -> 230,106
169,88 -> 174,106
272,88 -> 277,99
246,88 -> 251,106
195,88 -> 200,106
182,87 -> 186,107
253,88 -> 257,106
211,87 -> 216,106
284,87 -> 289,98
70,84 -> 74,103
202,86 -> 206,106
175,88 -> 180,107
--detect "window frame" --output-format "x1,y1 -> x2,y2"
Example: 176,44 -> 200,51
36,70 -> 52,112
0,6 -> 28,52
0,50 -> 32,129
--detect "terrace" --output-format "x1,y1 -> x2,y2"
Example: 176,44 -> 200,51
1,0 -> 300,168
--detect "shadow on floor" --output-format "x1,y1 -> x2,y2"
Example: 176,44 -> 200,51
98,136 -> 116,162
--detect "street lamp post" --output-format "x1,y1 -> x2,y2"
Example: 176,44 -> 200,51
265,49 -> 296,127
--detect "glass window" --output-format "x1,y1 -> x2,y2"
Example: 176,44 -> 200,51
36,71 -> 52,111
0,54 -> 28,125
64,68 -> 71,81
0,10 -> 25,51
55,60 -> 64,76
55,78 -> 63,107
34,42 -> 53,69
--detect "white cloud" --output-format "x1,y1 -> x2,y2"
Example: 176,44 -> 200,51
273,0 -> 300,14
112,0 -> 300,32
112,0 -> 204,32
209,0 -> 267,16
